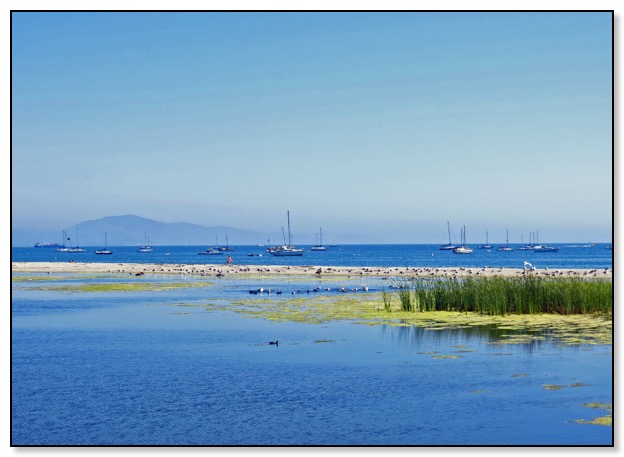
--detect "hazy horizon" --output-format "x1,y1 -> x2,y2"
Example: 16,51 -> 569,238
11,213 -> 612,246
11,11 -> 613,244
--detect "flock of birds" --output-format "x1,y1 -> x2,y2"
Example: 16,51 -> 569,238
248,285 -> 370,295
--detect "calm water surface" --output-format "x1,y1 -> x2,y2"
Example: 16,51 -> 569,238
11,272 -> 613,445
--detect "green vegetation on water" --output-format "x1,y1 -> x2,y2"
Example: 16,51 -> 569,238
572,403 -> 613,426
386,276 -> 612,316
185,292 -> 611,346
18,281 -> 214,293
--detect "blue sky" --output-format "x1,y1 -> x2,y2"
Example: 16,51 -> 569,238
11,11 -> 613,243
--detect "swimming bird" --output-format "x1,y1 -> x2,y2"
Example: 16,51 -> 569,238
269,340 -> 279,346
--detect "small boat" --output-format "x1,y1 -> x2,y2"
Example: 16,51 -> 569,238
496,230 -> 514,251
137,233 -> 153,253
606,245 -> 613,250
95,232 -> 113,255
311,228 -> 327,251
453,226 -> 473,254
34,242 -> 60,248
271,245 -> 305,256
201,236 -> 224,254
198,247 -> 222,255
439,222 -> 456,251
270,211 -> 304,256
534,245 -> 560,253
478,231 -> 493,250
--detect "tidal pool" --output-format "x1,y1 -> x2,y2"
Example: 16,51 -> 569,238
11,273 -> 613,445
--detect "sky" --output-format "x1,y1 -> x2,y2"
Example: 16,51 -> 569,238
10,8 -> 614,244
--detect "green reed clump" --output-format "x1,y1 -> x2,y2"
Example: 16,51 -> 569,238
397,284 -> 414,311
392,276 -> 611,316
381,288 -> 393,312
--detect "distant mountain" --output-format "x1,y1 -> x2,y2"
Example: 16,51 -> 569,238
12,215 -> 279,247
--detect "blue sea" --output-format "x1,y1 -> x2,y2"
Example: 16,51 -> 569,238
11,242 -> 614,270
11,244 -> 613,446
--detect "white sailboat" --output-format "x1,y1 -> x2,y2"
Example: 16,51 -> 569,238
478,231 -> 493,250
270,211 -> 304,256
311,228 -> 327,251
137,233 -> 153,253
533,231 -> 559,252
56,230 -> 85,253
452,226 -> 473,254
199,236 -> 223,255
496,229 -> 513,251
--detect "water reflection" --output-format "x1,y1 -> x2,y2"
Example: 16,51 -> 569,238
378,322 -> 583,355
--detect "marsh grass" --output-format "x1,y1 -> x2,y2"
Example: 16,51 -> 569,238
381,288 -> 393,312
397,286 -> 414,311
397,276 -> 611,316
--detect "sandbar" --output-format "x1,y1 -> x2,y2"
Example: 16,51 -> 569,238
11,262 -> 613,280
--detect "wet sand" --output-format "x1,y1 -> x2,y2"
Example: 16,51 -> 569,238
11,261 -> 613,279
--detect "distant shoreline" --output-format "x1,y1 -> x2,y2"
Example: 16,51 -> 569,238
11,261 -> 613,280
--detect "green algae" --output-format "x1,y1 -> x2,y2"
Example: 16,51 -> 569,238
543,383 -> 589,390
574,416 -> 612,426
28,281 -> 214,293
572,403 -> 612,426
13,275 -> 71,282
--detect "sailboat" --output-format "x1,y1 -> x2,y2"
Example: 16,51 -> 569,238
311,228 -> 327,251
55,230 -> 71,252
533,245 -> 560,252
496,230 -> 514,251
270,211 -> 304,256
478,231 -> 493,250
439,222 -> 456,250
56,230 -> 85,253
137,233 -> 153,253
518,233 -> 534,251
452,226 -> 473,254
95,232 -> 113,255
219,235 -> 234,252
533,232 -> 560,252
199,236 -> 223,255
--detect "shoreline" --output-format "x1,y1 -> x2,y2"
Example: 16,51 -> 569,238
11,261 -> 613,279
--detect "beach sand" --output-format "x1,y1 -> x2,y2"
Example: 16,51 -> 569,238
11,262 -> 613,280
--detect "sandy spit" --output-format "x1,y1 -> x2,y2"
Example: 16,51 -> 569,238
11,262 -> 613,280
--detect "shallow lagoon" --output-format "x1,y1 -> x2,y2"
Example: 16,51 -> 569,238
12,273 -> 613,445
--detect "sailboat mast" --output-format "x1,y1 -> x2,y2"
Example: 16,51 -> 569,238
287,211 -> 292,247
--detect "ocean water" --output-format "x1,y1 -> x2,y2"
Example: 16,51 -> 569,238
12,243 -> 614,270
11,271 -> 613,446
